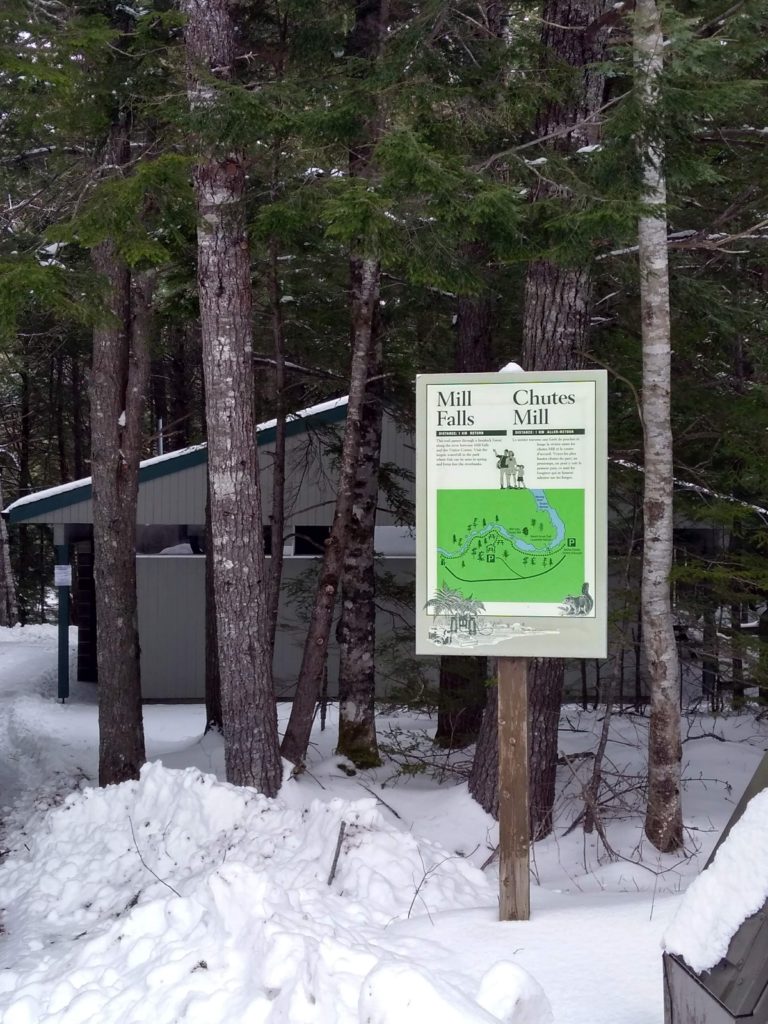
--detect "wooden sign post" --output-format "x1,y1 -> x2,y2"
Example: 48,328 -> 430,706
498,656 -> 530,921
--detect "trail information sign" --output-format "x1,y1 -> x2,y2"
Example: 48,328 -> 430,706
416,370 -> 607,659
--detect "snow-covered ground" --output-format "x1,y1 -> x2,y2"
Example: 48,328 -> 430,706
0,624 -> 765,1023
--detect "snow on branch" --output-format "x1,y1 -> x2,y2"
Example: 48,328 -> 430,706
611,457 -> 768,519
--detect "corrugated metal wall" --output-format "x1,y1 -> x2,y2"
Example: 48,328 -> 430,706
135,554 -> 424,701
137,556 -> 205,699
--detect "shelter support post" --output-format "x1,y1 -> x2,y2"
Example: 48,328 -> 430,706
498,656 -> 530,921
53,527 -> 71,703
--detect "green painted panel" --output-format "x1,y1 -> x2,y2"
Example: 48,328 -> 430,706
435,487 -> 585,605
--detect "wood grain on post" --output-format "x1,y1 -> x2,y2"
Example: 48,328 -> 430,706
498,656 -> 530,921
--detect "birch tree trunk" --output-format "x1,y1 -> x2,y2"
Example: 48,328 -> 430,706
184,0 -> 281,795
469,0 -> 609,840
91,132 -> 149,784
281,0 -> 388,769
635,0 -> 684,853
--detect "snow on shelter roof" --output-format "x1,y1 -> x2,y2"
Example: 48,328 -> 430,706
2,396 -> 349,523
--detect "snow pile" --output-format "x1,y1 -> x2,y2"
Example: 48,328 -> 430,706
663,787 -> 768,973
0,762 -> 547,1023
360,960 -> 552,1024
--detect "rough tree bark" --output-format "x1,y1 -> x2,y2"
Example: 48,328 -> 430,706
17,340 -> 32,624
335,0 -> 390,769
266,236 -> 287,653
281,255 -> 381,767
469,0 -> 609,840
435,281 -> 493,749
70,348 -> 85,479
337,336 -> 383,767
204,481 -> 221,732
90,130 -> 150,784
281,0 -> 388,769
168,325 -> 191,448
184,0 -> 281,795
635,0 -> 684,853
435,0 -> 508,751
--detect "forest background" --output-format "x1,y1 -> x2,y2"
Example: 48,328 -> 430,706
1,0 -> 768,858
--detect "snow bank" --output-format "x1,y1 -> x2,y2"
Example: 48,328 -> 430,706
663,787 -> 768,973
359,960 -> 552,1024
0,763 -> 548,1023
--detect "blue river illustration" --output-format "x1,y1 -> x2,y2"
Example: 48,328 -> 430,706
437,489 -> 566,559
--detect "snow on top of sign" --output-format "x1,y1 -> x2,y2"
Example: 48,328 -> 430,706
498,361 -> 524,373
3,396 -> 350,515
663,787 -> 768,973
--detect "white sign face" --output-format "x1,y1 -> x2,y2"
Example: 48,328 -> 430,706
54,564 -> 72,588
416,371 -> 607,659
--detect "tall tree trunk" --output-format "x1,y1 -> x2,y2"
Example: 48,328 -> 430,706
731,599 -> 745,709
266,236 -> 287,652
55,352 -> 68,481
434,0 -> 507,752
150,354 -> 168,455
0,474 -> 18,627
281,0 -> 388,769
91,125 -> 150,785
468,0 -> 609,840
184,0 -> 281,795
17,340 -> 32,625
522,268 -> 592,840
337,336 -> 383,767
636,0 -> 683,853
70,348 -> 85,479
436,254 -> 493,749
281,256 -> 381,767
168,325 -> 191,448
469,676 -> 499,818
204,480 -> 221,731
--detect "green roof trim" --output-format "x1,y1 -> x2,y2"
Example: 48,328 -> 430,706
5,400 -> 348,523
6,484 -> 94,523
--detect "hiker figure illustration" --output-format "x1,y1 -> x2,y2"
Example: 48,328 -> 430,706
515,462 -> 525,488
493,449 -> 516,488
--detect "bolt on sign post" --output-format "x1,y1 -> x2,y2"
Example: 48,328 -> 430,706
415,371 -> 608,921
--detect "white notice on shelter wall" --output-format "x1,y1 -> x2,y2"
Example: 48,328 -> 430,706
54,565 -> 72,588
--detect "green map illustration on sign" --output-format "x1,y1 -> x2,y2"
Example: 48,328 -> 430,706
436,488 -> 585,605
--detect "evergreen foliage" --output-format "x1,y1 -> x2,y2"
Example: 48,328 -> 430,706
1,0 -> 768,768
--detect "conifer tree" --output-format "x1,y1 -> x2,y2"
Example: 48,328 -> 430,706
468,0 -> 611,836
183,0 -> 281,794
282,0 -> 389,768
